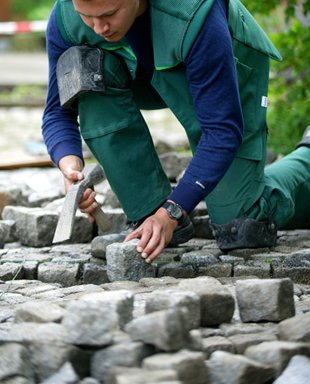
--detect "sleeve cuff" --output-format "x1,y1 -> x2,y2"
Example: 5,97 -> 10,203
51,140 -> 83,166
168,178 -> 207,214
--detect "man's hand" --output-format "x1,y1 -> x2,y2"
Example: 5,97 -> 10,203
125,207 -> 178,263
58,155 -> 98,223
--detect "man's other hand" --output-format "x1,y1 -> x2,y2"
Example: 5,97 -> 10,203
58,155 -> 97,223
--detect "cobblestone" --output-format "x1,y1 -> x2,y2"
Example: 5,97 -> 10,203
0,163 -> 310,383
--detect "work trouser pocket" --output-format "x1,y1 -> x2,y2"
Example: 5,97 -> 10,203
78,89 -> 137,140
77,87 -> 171,221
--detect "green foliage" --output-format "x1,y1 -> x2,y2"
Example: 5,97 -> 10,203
12,0 -> 55,20
243,0 -> 310,154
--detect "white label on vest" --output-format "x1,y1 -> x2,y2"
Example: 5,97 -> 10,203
261,96 -> 268,108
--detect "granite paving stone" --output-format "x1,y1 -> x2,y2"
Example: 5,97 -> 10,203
0,166 -> 309,383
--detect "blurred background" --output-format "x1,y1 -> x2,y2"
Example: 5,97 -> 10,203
0,0 -> 309,170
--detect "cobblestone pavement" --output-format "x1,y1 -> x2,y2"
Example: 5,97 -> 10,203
0,167 -> 310,383
0,108 -> 310,383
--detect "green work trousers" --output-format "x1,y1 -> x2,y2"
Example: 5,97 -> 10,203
78,52 -> 310,228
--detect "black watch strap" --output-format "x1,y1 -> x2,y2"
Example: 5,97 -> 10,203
162,201 -> 185,225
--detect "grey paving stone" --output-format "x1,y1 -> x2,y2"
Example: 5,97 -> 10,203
233,263 -> 271,279
144,289 -> 201,329
0,251 -> 52,264
40,362 -> 79,384
273,355 -> 310,384
0,323 -> 67,344
15,301 -> 66,323
106,242 -> 155,282
198,263 -> 232,278
228,332 -> 278,354
106,367 -> 178,384
236,278 -> 295,322
245,341 -> 310,377
220,322 -> 277,337
278,311 -> 310,342
22,261 -> 38,280
0,219 -> 17,244
0,168 -> 310,384
62,300 -> 118,347
143,349 -> 208,384
273,267 -> 310,284
202,336 -> 234,358
0,262 -> 24,281
38,262 -> 80,287
157,262 -> 196,279
82,263 -> 109,285
79,290 -> 134,329
207,351 -> 274,384
29,342 -> 89,382
181,250 -> 219,268
2,206 -> 58,247
139,276 -> 178,287
91,234 -> 125,260
0,343 -> 34,382
178,277 -> 235,326
125,308 -> 190,352
90,342 -> 154,381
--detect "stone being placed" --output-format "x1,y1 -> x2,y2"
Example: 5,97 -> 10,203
106,241 -> 155,282
236,278 -> 295,323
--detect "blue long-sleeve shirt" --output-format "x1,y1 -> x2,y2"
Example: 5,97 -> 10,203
42,0 -> 243,214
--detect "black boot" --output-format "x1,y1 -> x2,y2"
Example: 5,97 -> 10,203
210,217 -> 277,251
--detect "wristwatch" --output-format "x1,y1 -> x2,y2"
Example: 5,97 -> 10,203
162,201 -> 185,224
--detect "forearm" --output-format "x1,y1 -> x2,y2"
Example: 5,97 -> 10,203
169,0 -> 243,213
42,5 -> 82,166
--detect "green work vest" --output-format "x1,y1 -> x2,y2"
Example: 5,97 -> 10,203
56,0 -> 282,160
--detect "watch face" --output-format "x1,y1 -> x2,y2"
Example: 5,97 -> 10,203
167,203 -> 183,220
